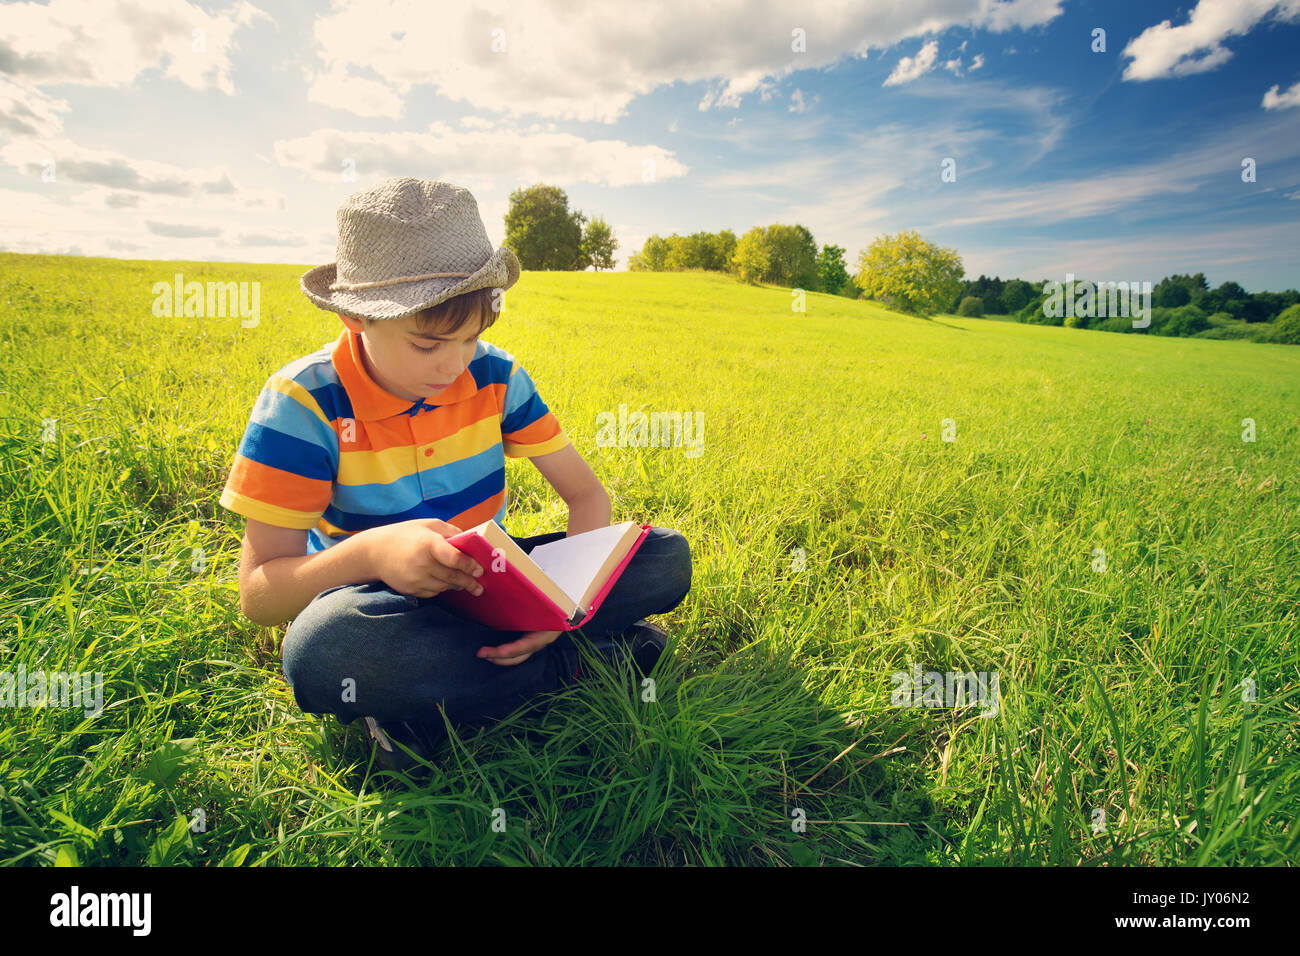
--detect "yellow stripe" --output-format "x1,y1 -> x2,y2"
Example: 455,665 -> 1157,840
504,430 -> 570,459
266,374 -> 332,428
218,488 -> 321,529
337,415 -> 505,485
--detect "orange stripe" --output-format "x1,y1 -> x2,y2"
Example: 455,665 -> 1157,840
503,410 -> 562,446
332,386 -> 507,454
449,491 -> 506,531
227,455 -> 333,513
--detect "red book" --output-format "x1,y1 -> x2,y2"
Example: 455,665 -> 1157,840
436,520 -> 651,632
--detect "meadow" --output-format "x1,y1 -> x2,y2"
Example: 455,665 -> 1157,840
0,251 -> 1296,866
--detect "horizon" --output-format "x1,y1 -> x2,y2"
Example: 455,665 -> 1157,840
2,0 -> 1298,292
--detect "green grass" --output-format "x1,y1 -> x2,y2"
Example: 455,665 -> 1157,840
1,252 -> 1297,866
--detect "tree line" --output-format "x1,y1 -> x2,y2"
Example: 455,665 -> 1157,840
501,185 -> 1298,344
954,272 -> 1300,343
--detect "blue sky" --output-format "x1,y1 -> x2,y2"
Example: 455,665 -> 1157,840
2,0 -> 1298,290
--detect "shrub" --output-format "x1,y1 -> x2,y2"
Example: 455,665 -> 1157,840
1096,315 -> 1133,333
1195,325 -> 1259,340
1162,304 -> 1209,337
957,296 -> 984,317
1272,304 -> 1300,344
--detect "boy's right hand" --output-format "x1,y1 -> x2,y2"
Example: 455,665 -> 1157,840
367,518 -> 485,598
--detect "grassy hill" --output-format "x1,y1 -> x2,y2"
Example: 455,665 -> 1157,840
1,252 -> 1297,865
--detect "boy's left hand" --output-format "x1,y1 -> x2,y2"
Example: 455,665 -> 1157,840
477,629 -> 562,666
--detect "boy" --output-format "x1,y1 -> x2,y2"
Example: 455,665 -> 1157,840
218,177 -> 692,772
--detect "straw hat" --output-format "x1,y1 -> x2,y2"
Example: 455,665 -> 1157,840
301,177 -> 520,321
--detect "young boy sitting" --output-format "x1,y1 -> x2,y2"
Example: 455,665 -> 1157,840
218,177 -> 693,772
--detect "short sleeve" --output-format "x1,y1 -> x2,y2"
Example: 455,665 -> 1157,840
218,373 -> 339,529
499,359 -> 570,459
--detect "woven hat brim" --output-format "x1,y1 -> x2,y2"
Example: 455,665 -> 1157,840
301,245 -> 521,321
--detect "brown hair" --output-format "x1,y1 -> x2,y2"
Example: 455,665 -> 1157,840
364,286 -> 500,337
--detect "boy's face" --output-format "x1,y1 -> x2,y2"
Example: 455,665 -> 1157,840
340,310 -> 485,402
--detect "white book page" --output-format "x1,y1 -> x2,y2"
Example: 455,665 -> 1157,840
527,523 -> 634,608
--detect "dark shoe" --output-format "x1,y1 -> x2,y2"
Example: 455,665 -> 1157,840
358,715 -> 445,774
554,619 -> 668,687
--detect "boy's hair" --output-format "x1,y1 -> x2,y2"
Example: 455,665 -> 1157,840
363,286 -> 500,337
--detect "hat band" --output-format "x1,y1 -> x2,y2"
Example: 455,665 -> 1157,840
328,271 -> 472,292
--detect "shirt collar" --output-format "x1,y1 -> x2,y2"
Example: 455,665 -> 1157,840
330,326 -> 476,421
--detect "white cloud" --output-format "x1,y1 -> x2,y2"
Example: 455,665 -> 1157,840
1262,80 -> 1300,109
921,110 -> 1300,229
304,66 -> 405,120
788,88 -> 817,113
1121,0 -> 1300,81
884,40 -> 940,87
944,57 -> 964,76
970,53 -> 985,71
271,121 -> 688,188
304,0 -> 1064,121
0,184 -> 312,263
0,76 -> 69,138
0,137 -> 282,207
0,0 -> 269,94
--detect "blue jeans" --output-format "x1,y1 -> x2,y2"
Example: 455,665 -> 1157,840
281,526 -> 692,729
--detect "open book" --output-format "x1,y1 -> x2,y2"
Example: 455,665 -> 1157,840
435,519 -> 651,632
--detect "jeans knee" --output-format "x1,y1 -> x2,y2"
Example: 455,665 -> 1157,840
281,585 -> 364,705
655,528 -> 693,609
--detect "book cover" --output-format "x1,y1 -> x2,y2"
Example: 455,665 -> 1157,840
436,520 -> 651,632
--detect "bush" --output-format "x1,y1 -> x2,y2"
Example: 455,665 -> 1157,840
1195,324 -> 1261,340
1096,315 -> 1133,333
1272,304 -> 1300,344
1018,299 -> 1058,325
1163,304 -> 1209,337
957,296 -> 984,317
1206,311 -> 1238,328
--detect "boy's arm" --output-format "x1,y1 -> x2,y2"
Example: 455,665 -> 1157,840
237,520 -> 372,626
237,518 -> 485,626
528,444 -> 611,536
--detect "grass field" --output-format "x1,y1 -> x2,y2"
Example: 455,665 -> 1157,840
1,251 -> 1297,866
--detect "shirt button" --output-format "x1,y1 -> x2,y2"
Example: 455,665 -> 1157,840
424,448 -> 434,457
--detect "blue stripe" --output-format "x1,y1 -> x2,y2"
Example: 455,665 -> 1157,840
334,444 -> 505,514
238,422 -> 335,481
322,468 -> 504,533
502,391 -> 548,435
251,390 -> 339,460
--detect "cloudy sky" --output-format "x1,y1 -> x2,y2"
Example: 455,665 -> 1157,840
2,0 -> 1299,290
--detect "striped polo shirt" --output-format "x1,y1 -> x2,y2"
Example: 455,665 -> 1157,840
219,327 -> 570,553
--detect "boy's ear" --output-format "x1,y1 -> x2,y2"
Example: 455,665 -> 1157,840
338,313 -> 365,334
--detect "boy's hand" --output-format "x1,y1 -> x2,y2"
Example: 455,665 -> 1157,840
367,518 -> 485,598
477,629 -> 562,666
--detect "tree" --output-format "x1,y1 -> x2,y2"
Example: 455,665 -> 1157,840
854,230 -> 963,315
732,227 -> 772,284
709,230 -> 738,274
1001,279 -> 1035,314
1272,304 -> 1300,344
816,244 -> 850,298
958,296 -> 984,317
627,234 -> 668,271
765,223 -> 820,290
580,214 -> 618,270
504,183 -> 584,270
